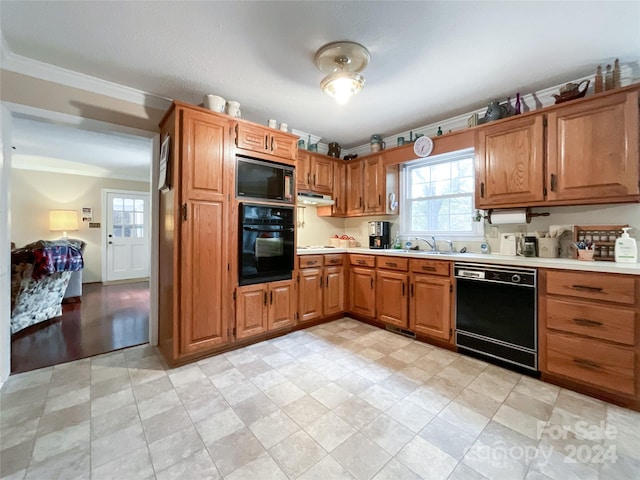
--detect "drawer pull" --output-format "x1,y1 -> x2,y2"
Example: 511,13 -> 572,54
329,259 -> 338,264
573,318 -> 603,327
307,260 -> 317,265
573,358 -> 601,370
421,266 -> 436,271
357,260 -> 366,265
386,262 -> 398,267
571,285 -> 603,292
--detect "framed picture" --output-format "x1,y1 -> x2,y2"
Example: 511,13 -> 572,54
158,134 -> 171,191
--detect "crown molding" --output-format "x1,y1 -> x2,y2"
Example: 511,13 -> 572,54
1,33 -> 171,111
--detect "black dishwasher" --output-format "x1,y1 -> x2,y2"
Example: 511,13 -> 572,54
455,263 -> 538,372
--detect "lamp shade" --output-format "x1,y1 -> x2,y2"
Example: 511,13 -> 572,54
49,210 -> 79,232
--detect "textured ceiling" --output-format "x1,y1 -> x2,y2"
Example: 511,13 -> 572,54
1,1 -> 639,151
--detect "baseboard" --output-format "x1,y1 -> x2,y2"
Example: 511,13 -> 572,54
102,277 -> 150,286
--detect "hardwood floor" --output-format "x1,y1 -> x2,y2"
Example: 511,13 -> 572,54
11,281 -> 149,374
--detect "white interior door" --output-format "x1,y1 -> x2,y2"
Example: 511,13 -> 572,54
106,190 -> 150,282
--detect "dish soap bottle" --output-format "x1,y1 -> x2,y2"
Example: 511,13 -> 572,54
480,237 -> 491,254
615,227 -> 637,263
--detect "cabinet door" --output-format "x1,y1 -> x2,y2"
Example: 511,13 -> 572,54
268,280 -> 295,331
236,285 -> 268,339
409,275 -> 451,340
332,161 -> 347,216
180,201 -> 228,354
376,270 -> 408,328
363,155 -> 385,213
297,151 -> 311,191
299,267 -> 323,322
235,122 -> 268,153
311,156 -> 334,195
324,266 -> 345,316
475,115 -> 545,208
270,131 -> 297,160
182,109 -> 229,200
349,267 -> 375,318
346,161 -> 364,215
547,90 -> 640,203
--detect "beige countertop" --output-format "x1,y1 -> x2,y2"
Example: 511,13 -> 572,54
296,247 -> 640,275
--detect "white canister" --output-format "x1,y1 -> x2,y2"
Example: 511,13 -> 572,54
268,119 -> 277,129
279,123 -> 288,132
226,101 -> 241,118
538,237 -> 560,258
204,94 -> 226,113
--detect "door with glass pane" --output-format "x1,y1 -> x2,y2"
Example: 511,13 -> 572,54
106,190 -> 150,281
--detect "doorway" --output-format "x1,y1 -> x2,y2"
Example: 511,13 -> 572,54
3,104 -> 160,376
104,189 -> 151,282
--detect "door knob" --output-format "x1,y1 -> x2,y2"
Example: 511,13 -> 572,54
108,241 -> 113,244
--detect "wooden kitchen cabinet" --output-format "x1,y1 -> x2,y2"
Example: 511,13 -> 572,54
346,160 -> 364,215
348,254 -> 376,318
475,85 -> 640,209
546,89 -> 640,203
539,269 -> 639,407
409,259 -> 452,341
376,265 -> 409,328
475,114 -> 545,208
158,102 -> 233,365
297,151 -> 334,195
236,280 -> 295,339
298,254 -> 345,322
363,155 -> 385,213
331,161 -> 347,216
235,121 -> 297,161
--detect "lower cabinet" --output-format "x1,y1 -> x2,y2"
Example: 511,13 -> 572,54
376,257 -> 409,328
348,255 -> 376,318
235,280 -> 295,340
409,260 -> 453,341
298,254 -> 346,323
539,269 -> 639,404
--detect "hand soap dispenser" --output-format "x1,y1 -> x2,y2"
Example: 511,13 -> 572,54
615,227 -> 638,263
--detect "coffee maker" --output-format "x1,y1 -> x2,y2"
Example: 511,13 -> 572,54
369,221 -> 390,249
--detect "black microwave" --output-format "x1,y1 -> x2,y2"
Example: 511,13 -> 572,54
236,155 -> 295,204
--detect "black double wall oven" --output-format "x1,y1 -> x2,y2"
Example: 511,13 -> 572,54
237,156 -> 295,286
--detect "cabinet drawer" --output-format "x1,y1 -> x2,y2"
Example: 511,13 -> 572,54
546,333 -> 635,395
409,259 -> 451,277
299,255 -> 323,268
350,254 -> 375,268
324,254 -> 344,266
546,270 -> 635,305
546,298 -> 636,345
377,257 -> 409,271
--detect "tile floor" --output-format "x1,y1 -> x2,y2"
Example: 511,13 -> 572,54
1,318 -> 639,480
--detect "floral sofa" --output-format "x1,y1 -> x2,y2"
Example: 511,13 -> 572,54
10,239 -> 84,334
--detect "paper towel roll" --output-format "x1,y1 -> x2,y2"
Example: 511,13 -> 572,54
489,209 -> 528,225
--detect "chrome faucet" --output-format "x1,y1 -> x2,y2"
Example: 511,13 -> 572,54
445,240 -> 455,252
415,236 -> 437,251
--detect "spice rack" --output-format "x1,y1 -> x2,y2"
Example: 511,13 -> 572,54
574,225 -> 628,261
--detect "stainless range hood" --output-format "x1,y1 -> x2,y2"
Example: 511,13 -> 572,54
297,192 -> 335,206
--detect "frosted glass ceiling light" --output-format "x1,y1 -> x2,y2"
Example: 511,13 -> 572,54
315,41 -> 369,104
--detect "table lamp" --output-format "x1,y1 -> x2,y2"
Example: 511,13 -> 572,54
49,210 -> 79,238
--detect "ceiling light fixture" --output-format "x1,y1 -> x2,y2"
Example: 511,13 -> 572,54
314,41 -> 370,105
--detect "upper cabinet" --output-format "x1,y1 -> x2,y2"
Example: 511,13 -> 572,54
297,151 -> 333,195
546,90 -> 639,203
235,122 -> 298,161
475,115 -> 545,208
475,86 -> 640,209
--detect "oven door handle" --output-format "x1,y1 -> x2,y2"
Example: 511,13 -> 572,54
243,226 -> 294,233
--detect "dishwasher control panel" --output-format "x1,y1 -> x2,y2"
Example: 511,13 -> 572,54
454,263 -> 536,287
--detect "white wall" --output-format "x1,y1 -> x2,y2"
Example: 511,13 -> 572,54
11,169 -> 150,282
312,202 -> 640,259
0,106 -> 11,385
295,207 -> 345,246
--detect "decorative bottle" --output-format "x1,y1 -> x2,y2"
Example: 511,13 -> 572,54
594,65 -> 603,93
514,93 -> 521,115
613,58 -> 621,89
605,64 -> 613,91
437,126 -> 442,136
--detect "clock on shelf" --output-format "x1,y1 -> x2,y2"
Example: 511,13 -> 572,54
413,135 -> 434,157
